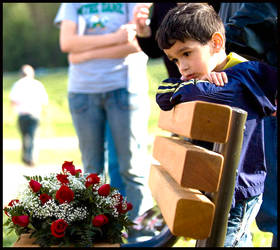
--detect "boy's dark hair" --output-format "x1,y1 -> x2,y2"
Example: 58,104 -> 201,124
156,3 -> 225,50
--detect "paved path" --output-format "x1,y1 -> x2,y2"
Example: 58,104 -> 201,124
3,137 -> 79,150
3,137 -> 80,206
3,164 -> 73,206
3,136 -> 156,206
3,136 -> 154,150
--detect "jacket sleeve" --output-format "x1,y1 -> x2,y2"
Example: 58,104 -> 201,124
156,78 -> 182,111
156,62 -> 277,117
156,78 -> 222,111
169,79 -> 230,105
156,77 -> 236,111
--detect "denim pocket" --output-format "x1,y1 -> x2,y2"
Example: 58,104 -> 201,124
68,93 -> 89,114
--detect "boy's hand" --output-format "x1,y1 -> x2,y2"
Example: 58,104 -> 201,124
180,72 -> 228,86
204,72 -> 228,86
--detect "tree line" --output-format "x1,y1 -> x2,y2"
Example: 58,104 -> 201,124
3,3 -> 68,72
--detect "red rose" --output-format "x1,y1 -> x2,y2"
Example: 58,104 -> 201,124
92,214 -> 109,227
51,219 -> 68,238
85,173 -> 100,188
29,180 -> 41,193
113,194 -> 123,204
75,169 -> 82,175
98,184 -> 110,196
40,193 -> 52,205
116,203 -> 126,214
12,215 -> 29,227
56,185 -> 74,204
113,194 -> 123,212
56,174 -> 69,184
62,161 -> 76,175
115,201 -> 133,214
126,202 -> 133,211
8,199 -> 19,207
4,199 -> 20,217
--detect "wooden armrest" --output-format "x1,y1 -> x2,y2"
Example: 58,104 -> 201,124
153,136 -> 223,192
158,101 -> 232,143
149,164 -> 215,239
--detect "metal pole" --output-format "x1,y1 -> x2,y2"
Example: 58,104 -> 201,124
196,107 -> 247,247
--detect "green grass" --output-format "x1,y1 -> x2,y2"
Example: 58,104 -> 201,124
146,58 -> 169,135
3,149 -> 82,166
2,59 -> 273,247
3,59 -> 167,139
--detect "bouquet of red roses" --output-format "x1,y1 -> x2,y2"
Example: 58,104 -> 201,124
3,161 -> 133,247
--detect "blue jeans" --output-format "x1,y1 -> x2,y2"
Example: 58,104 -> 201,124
105,122 -> 126,196
18,114 -> 39,163
255,116 -> 277,246
68,88 -> 153,220
224,194 -> 263,247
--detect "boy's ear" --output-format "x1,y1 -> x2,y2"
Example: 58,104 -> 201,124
211,32 -> 224,52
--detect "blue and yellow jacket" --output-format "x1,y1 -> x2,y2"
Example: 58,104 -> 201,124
156,61 -> 277,207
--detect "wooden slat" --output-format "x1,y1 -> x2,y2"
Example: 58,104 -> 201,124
158,101 -> 232,143
149,164 -> 215,239
153,136 -> 223,192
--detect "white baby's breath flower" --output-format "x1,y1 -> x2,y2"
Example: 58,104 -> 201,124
67,174 -> 86,192
4,163 -> 132,247
30,199 -> 89,224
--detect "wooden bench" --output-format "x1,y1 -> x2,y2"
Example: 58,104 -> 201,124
149,100 -> 247,246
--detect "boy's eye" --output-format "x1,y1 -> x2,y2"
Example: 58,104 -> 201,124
171,58 -> 178,64
183,52 -> 190,56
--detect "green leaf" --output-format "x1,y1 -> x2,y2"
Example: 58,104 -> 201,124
6,227 -> 15,235
23,175 -> 31,181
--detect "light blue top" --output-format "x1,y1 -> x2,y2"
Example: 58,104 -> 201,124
54,3 -> 143,94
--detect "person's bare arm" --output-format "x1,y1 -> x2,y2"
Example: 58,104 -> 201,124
59,20 -> 135,53
68,38 -> 141,64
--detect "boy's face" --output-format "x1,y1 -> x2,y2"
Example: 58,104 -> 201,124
164,39 -> 218,81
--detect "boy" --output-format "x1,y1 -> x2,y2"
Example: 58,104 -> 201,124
155,3 -> 277,247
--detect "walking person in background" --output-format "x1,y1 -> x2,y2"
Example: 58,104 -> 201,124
54,3 -> 155,241
9,64 -> 48,166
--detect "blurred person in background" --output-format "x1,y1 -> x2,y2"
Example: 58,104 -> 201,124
54,3 -> 155,242
9,64 -> 48,166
